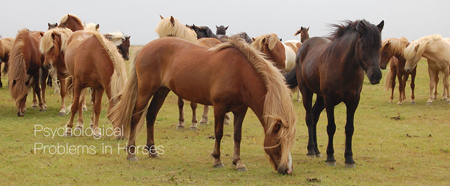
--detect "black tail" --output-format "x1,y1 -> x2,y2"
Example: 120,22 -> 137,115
284,68 -> 298,89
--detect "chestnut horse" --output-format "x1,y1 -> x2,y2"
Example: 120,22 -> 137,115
58,14 -> 84,31
252,34 -> 286,70
63,30 -> 127,137
404,34 -> 450,104
104,32 -> 131,60
108,36 -> 296,174
294,26 -> 310,43
0,37 -> 15,87
39,28 -> 74,115
285,20 -> 384,167
8,29 -> 47,116
379,37 -> 415,104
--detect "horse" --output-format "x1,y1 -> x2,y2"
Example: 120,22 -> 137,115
58,14 -> 84,31
108,36 -> 296,174
235,32 -> 252,44
198,38 -> 222,48
104,32 -> 131,60
216,25 -> 229,42
8,29 -> 48,116
39,27 -> 74,115
62,29 -> 127,137
251,34 -> 286,71
404,34 -> 450,104
285,20 -> 384,167
156,15 -> 206,130
186,25 -> 217,39
379,37 -> 415,104
0,37 -> 15,87
294,26 -> 310,43
48,23 -> 58,29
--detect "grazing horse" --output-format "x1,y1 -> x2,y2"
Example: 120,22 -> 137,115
252,34 -> 286,70
8,29 -> 47,116
404,35 -> 450,104
294,26 -> 310,43
104,32 -> 131,60
285,20 -> 384,167
186,25 -> 217,39
379,37 -> 415,104
0,37 -> 15,87
58,14 -> 84,31
108,36 -> 296,174
39,27 -> 74,115
63,29 -> 127,137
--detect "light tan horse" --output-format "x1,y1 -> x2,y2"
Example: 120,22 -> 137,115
0,37 -> 15,87
63,29 -> 127,137
404,34 -> 450,104
108,36 -> 296,174
39,28 -> 74,115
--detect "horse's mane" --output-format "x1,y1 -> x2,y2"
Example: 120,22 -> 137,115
0,37 -> 14,58
87,30 -> 128,98
210,36 -> 296,169
59,14 -> 83,27
155,16 -> 197,43
39,28 -> 73,54
329,20 -> 379,41
251,34 -> 279,51
8,29 -> 31,105
404,34 -> 442,60
84,23 -> 99,31
104,31 -> 126,46
382,37 -> 409,56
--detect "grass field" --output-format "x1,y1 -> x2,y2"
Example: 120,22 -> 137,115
1,46 -> 449,185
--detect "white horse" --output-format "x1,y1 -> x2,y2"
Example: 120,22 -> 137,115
404,34 -> 450,104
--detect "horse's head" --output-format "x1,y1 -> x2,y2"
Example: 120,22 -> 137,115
118,36 -> 131,60
216,25 -> 228,35
294,27 -> 310,43
379,40 -> 394,69
48,23 -> 58,30
264,119 -> 295,175
252,34 -> 286,70
404,42 -> 427,73
58,14 -> 83,31
40,29 -> 69,70
355,20 -> 384,85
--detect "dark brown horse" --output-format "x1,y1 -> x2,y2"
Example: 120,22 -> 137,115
186,24 -> 217,39
0,37 -> 14,87
109,37 -> 296,174
8,29 -> 47,116
380,37 -> 415,104
104,32 -> 131,60
285,20 -> 384,167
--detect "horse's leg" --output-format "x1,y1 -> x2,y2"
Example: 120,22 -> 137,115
410,68 -> 417,104
396,70 -> 403,105
401,73 -> 410,103
324,97 -> 337,166
427,67 -> 436,104
32,73 -> 44,111
145,87 -> 170,158
65,80 -> 81,136
58,74 -> 67,115
232,108 -> 248,171
40,68 -> 49,110
51,68 -> 60,94
190,102 -> 198,130
91,87 -> 103,138
176,97 -> 185,129
32,85 -> 38,108
297,88 -> 301,102
343,96 -> 360,168
433,71 -> 439,100
389,67 -> 396,103
89,88 -> 96,128
82,90 -> 88,111
311,95 -> 325,157
199,105 -> 209,125
443,69 -> 449,103
211,105 -> 227,168
75,88 -> 85,132
301,89 -> 316,157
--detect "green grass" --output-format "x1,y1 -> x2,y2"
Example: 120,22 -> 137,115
1,49 -> 449,185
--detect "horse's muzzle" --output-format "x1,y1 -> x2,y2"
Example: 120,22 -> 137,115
43,64 -> 52,70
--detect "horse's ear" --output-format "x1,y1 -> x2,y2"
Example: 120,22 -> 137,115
307,27 -> 310,31
384,40 -> 391,47
170,16 -> 175,26
377,20 -> 384,32
126,36 -> 131,39
414,44 -> 420,52
252,37 -> 255,41
39,32 -> 44,37
159,15 -> 164,20
96,24 -> 100,30
356,20 -> 367,34
216,25 -> 219,29
225,26 -> 229,30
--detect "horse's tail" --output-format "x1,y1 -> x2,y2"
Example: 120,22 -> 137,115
284,69 -> 298,89
384,68 -> 393,91
108,49 -> 145,140
8,30 -> 28,105
65,75 -> 73,95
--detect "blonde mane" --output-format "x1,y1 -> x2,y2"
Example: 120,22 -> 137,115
382,37 -> 409,56
155,16 -> 197,43
59,14 -> 83,27
210,36 -> 297,168
251,34 -> 280,51
84,23 -> 99,31
404,34 -> 442,60
8,29 -> 31,106
104,31 -> 126,46
39,28 -> 73,54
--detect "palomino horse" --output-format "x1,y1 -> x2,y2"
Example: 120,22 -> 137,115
8,29 -> 47,116
39,27 -> 73,115
0,37 -> 15,87
108,36 -> 296,174
379,37 -> 416,104
285,20 -> 384,167
104,32 -> 131,60
404,35 -> 450,104
155,15 -> 204,130
63,29 -> 127,137
252,34 -> 287,70
58,14 -> 84,31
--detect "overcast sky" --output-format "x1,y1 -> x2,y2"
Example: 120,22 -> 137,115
2,0 -> 449,45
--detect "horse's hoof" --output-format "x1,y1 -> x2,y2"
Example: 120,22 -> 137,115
316,153 -> 322,158
411,101 -> 416,105
307,154 -> 316,158
58,112 -> 66,116
326,161 -> 336,166
149,153 -> 159,158
17,113 -> 24,117
82,106 -> 88,112
426,102 -> 432,105
32,105 -> 38,109
345,163 -> 355,168
236,166 -> 248,172
397,102 -> 402,105
64,132 -> 72,137
176,126 -> 184,129
213,163 -> 225,168
199,120 -> 207,125
127,155 -> 138,161
190,127 -> 199,131
93,134 -> 101,139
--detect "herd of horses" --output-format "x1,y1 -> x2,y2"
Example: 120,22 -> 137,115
1,13 -> 450,175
